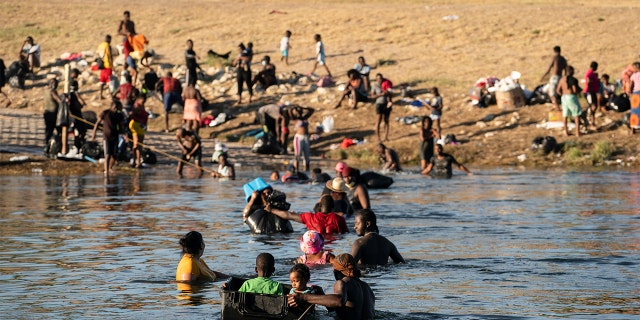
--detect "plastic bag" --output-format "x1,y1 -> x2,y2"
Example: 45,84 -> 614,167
322,116 -> 334,133
56,98 -> 70,127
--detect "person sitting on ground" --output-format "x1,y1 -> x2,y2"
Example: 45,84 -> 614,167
176,128 -> 202,176
176,230 -> 228,282
20,36 -> 40,74
252,55 -> 277,89
266,194 -> 348,235
334,69 -> 368,110
421,143 -> 472,178
351,209 -> 405,265
288,253 -> 375,320
600,73 -> 615,108
211,153 -> 235,180
375,143 -> 401,172
91,100 -> 125,175
342,167 -> 371,211
354,56 -> 372,91
238,252 -> 283,295
297,230 -> 335,266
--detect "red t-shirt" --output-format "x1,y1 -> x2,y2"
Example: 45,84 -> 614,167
381,79 -> 393,92
123,39 -> 133,58
584,69 -> 599,94
300,212 -> 349,234
162,77 -> 182,94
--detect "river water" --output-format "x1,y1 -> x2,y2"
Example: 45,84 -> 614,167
0,168 -> 638,319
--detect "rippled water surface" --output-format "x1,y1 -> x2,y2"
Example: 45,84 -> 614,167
1,168 -> 638,319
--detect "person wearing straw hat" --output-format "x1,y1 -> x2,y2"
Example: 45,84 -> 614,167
317,177 -> 352,215
288,253 -> 375,320
266,194 -> 348,235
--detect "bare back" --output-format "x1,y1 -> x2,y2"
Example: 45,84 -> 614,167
351,233 -> 404,265
552,55 -> 567,77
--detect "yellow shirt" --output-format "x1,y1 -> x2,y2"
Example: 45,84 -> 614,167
176,254 -> 216,282
97,42 -> 112,69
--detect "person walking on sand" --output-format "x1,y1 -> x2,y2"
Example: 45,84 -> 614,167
540,45 -> 567,111
280,30 -> 292,66
308,34 -> 331,77
556,65 -> 584,137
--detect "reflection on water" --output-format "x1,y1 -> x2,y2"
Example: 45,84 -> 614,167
0,168 -> 639,318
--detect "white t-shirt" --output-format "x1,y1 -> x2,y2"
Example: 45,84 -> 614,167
280,37 -> 289,51
316,41 -> 324,57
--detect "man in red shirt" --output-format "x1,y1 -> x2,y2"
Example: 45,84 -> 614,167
155,71 -> 183,132
266,194 -> 348,235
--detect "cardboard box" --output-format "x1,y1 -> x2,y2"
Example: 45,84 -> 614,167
495,86 -> 525,109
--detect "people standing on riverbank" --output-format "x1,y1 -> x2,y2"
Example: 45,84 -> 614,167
182,84 -> 202,134
540,45 -> 567,111
556,65 -> 584,137
292,105 -> 314,172
129,96 -> 148,168
428,87 -> 443,134
91,100 -> 124,175
97,35 -> 114,100
419,116 -> 440,171
43,78 -> 61,154
584,61 -> 601,128
280,30 -> 292,66
309,34 -> 331,78
185,39 -> 201,87
155,71 -> 182,132
371,73 -> 393,142
233,43 -> 252,105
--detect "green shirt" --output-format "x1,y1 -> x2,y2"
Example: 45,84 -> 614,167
238,277 -> 283,295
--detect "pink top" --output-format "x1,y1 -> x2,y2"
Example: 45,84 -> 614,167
584,69 -> 600,93
631,72 -> 640,93
299,251 -> 331,266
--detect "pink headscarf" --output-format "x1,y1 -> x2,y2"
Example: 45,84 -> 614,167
300,230 -> 324,255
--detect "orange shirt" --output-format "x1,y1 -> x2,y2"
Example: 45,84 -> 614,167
129,34 -> 148,53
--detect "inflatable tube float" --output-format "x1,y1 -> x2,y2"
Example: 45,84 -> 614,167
360,171 -> 394,189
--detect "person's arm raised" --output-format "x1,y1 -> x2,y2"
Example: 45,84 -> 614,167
265,205 -> 303,223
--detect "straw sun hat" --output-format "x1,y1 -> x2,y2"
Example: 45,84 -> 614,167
326,177 -> 346,193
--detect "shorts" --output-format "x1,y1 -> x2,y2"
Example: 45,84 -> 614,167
164,92 -> 182,113
294,134 -> 310,164
281,50 -> 288,57
548,75 -> 560,97
430,110 -> 442,120
317,54 -> 326,65
182,147 -> 202,163
103,137 -> 118,156
99,68 -> 113,83
129,120 -> 145,137
561,94 -> 581,118
585,91 -> 598,107
376,103 -> 391,116
126,56 -> 137,70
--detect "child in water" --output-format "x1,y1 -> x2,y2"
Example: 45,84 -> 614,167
297,230 -> 335,265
